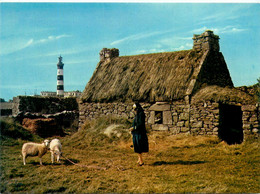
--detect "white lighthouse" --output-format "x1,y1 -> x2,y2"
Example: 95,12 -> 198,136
57,56 -> 64,97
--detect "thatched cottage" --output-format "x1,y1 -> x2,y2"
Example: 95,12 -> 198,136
79,30 -> 259,144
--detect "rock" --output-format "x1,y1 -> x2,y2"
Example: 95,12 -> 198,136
179,112 -> 189,121
149,103 -> 170,111
177,121 -> 184,127
152,124 -> 169,131
252,128 -> 259,133
242,105 -> 256,112
163,111 -> 173,124
192,121 -> 203,128
181,127 -> 189,132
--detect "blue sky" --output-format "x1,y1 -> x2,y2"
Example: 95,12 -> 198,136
0,3 -> 259,101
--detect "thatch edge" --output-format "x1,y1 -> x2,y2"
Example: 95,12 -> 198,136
191,85 -> 257,105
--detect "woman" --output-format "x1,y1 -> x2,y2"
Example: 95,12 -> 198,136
129,102 -> 149,166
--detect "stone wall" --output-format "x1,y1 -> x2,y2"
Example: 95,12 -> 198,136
190,102 -> 219,135
13,96 -> 78,116
79,102 -> 150,128
147,101 -> 191,134
12,96 -> 79,136
170,103 -> 191,134
147,101 -> 219,135
0,101 -> 13,116
79,101 -> 259,140
242,105 -> 259,136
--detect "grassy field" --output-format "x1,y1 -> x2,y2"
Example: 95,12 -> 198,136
0,117 -> 259,193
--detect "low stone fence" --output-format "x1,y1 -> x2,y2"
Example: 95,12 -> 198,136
0,101 -> 13,116
11,96 -> 79,137
12,96 -> 78,116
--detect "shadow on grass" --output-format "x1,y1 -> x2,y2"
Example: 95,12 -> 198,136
43,186 -> 66,193
29,160 -> 77,166
152,160 -> 206,166
62,158 -> 80,166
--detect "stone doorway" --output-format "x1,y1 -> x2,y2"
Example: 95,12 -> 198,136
218,104 -> 243,144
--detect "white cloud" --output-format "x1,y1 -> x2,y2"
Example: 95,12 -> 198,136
12,46 -> 94,63
110,30 -> 171,46
0,34 -> 71,56
192,27 -> 208,34
35,34 -> 72,45
110,32 -> 155,46
24,39 -> 34,48
132,48 -> 166,55
199,5 -> 251,24
185,43 -> 193,48
192,26 -> 247,35
0,38 -> 34,56
172,45 -> 185,51
201,12 -> 239,23
157,35 -> 193,49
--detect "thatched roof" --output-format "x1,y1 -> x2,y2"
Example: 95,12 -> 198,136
81,30 -> 236,103
191,85 -> 257,104
82,50 -> 207,102
81,48 -> 234,103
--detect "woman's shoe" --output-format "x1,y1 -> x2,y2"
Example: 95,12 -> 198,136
138,163 -> 144,166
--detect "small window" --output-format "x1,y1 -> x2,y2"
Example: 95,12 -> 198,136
155,111 -> 163,124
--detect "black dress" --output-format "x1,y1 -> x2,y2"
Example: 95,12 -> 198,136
132,110 -> 149,154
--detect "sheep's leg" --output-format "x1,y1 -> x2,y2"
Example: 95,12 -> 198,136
51,152 -> 54,164
39,158 -> 43,165
57,155 -> 60,163
23,155 -> 26,165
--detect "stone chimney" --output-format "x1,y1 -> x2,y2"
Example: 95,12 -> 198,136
193,30 -> 220,52
99,48 -> 119,61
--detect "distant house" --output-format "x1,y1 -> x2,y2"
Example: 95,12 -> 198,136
40,91 -> 82,98
40,91 -> 57,97
79,30 -> 259,144
64,90 -> 82,98
0,100 -> 13,116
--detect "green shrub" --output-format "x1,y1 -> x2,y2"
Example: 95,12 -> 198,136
0,118 -> 40,145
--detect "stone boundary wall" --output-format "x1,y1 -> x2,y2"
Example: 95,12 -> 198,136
79,101 -> 259,138
0,102 -> 13,116
11,96 -> 79,136
12,96 -> 78,116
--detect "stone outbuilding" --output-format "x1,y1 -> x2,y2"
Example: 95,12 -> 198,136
79,30 -> 259,144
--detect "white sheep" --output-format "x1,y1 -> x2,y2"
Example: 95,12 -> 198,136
49,138 -> 62,164
22,139 -> 50,165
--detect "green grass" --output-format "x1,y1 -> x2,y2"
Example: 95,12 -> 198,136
0,116 -> 259,193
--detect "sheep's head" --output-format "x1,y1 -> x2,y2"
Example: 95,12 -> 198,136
43,139 -> 50,147
54,150 -> 62,156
